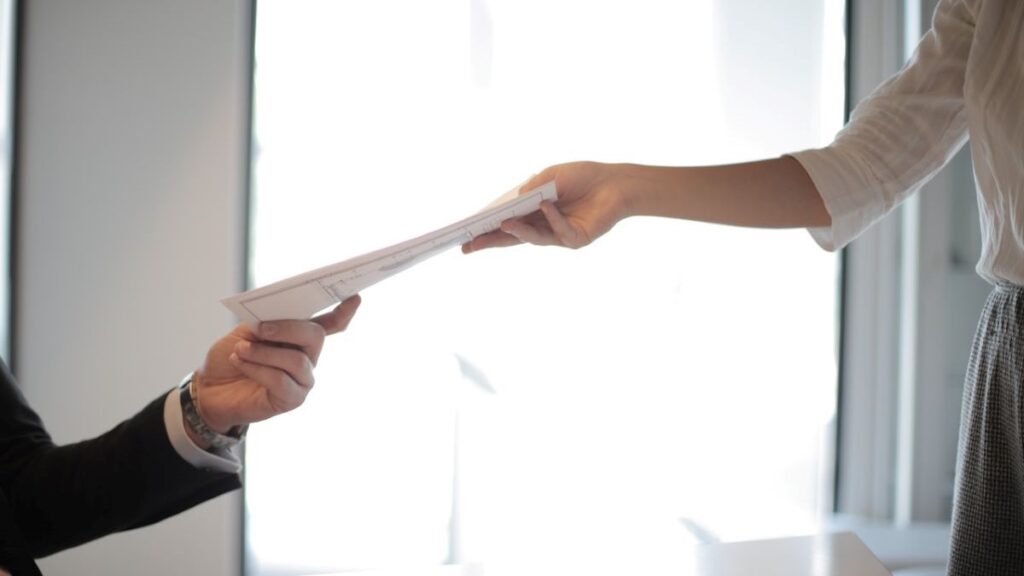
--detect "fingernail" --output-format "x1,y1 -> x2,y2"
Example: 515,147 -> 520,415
229,352 -> 241,364
236,341 -> 252,355
260,322 -> 278,336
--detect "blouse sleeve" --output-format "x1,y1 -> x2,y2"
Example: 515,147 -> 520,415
789,0 -> 977,251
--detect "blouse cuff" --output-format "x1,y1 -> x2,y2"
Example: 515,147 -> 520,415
788,149 -> 879,252
163,388 -> 242,474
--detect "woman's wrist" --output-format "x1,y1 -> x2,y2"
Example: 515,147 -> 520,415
613,162 -> 675,219
609,163 -> 639,219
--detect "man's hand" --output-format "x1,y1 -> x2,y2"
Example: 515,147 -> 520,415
462,162 -> 632,253
187,295 -> 361,439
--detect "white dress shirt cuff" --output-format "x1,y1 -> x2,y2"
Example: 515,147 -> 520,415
163,389 -> 242,474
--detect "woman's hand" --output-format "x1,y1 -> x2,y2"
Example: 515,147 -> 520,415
188,295 -> 362,439
462,162 -> 633,253
462,157 -> 830,255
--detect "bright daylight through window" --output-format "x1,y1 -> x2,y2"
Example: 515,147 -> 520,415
246,1 -> 845,574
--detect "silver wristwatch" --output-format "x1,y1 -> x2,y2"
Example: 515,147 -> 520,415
179,372 -> 248,450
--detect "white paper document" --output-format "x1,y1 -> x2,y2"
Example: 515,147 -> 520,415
222,181 -> 558,326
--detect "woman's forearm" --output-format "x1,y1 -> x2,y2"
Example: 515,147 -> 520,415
619,156 -> 830,229
463,157 -> 830,253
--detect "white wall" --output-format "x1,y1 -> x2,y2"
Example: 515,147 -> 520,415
15,1 -> 251,574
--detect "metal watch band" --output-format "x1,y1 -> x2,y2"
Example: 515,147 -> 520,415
179,372 -> 247,451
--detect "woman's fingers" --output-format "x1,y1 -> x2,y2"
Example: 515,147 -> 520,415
501,219 -> 556,246
539,201 -> 586,248
520,169 -> 556,194
462,230 -> 523,253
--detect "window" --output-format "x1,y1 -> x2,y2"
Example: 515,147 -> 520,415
246,1 -> 845,574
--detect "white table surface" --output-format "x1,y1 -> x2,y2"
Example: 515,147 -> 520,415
689,532 -> 891,576
314,531 -> 891,576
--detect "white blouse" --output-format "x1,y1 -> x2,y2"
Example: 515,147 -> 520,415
792,0 -> 1024,286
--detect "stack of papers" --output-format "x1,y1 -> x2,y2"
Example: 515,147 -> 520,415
222,181 -> 558,326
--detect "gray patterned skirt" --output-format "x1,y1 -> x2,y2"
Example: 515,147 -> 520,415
948,284 -> 1024,575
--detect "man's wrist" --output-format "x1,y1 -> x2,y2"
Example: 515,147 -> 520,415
182,412 -> 213,450
189,371 -> 232,434
163,389 -> 243,473
179,373 -> 247,451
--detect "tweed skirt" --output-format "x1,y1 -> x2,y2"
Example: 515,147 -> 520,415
948,284 -> 1024,575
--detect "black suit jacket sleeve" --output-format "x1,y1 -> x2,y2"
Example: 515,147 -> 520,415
0,361 -> 241,561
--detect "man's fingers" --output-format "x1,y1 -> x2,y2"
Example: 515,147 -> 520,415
251,295 -> 360,364
229,354 -> 307,413
254,318 -> 327,365
313,294 -> 361,336
234,340 -> 315,388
